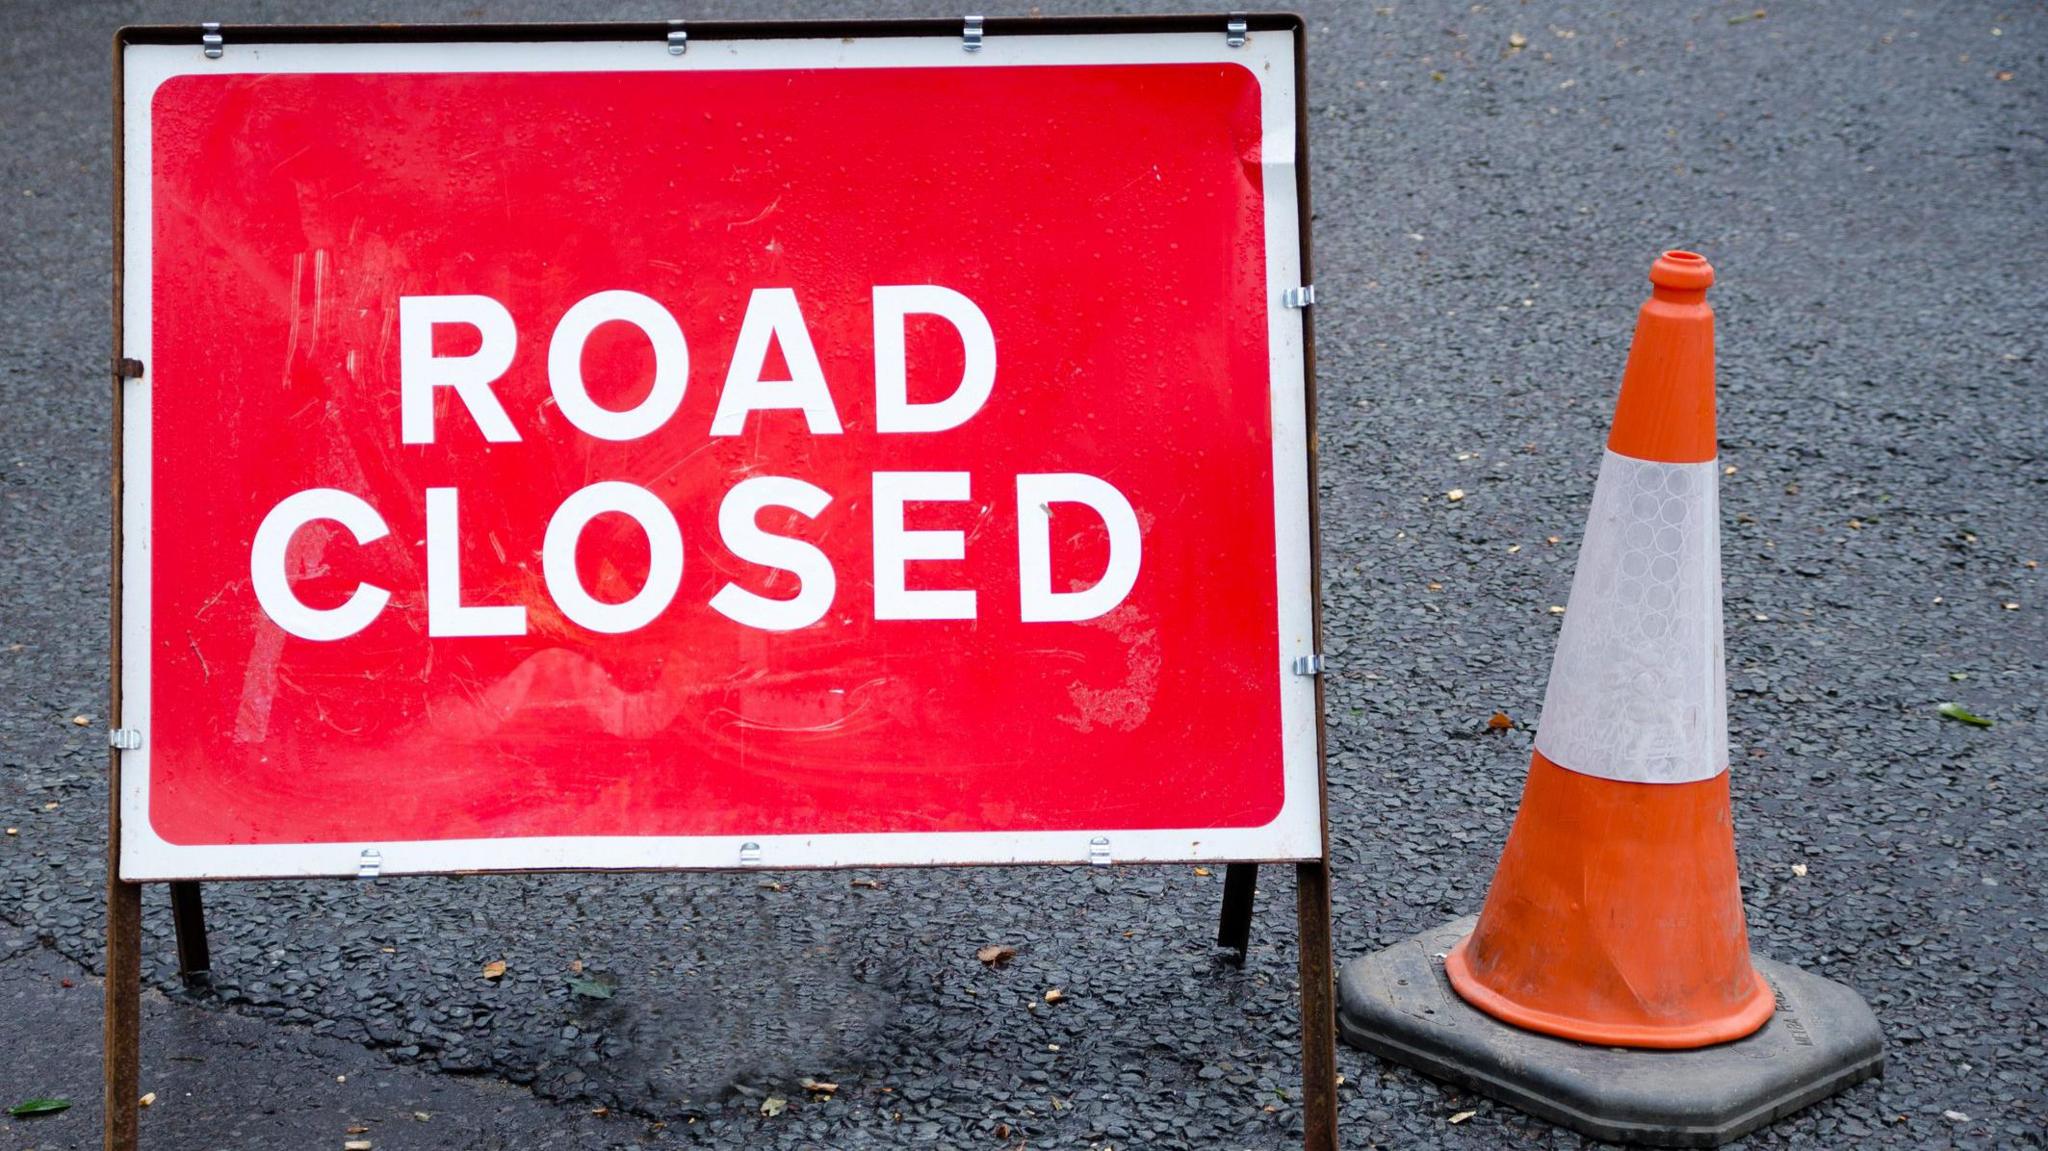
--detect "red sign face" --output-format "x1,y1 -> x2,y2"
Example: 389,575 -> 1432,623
119,32 -> 1317,877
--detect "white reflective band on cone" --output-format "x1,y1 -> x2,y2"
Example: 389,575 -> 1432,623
1534,451 -> 1729,784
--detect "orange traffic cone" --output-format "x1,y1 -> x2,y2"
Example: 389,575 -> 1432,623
1442,250 -> 1774,1049
1337,251 -> 1882,1147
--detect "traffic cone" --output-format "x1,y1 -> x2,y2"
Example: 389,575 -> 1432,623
1443,249 -> 1771,1048
1336,252 -> 1883,1147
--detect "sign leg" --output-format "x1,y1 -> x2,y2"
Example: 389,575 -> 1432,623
168,882 -> 210,989
1296,859 -> 1338,1151
105,877 -> 142,1151
1217,863 -> 1257,965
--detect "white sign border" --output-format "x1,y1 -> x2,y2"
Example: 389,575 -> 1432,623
118,28 -> 1319,880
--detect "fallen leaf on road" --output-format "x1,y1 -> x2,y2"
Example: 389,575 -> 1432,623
8,1098 -> 71,1117
851,878 -> 884,890
344,1141 -> 372,1151
759,880 -> 785,892
346,1125 -> 369,1134
977,944 -> 1017,967
1193,866 -> 1211,877
1043,987 -> 1067,1004
568,974 -> 616,1000
1507,32 -> 1527,50
761,1096 -> 788,1117
413,1112 -> 431,1122
1446,488 -> 1466,502
1938,702 -> 1993,727
137,1092 -> 155,1108
481,960 -> 507,980
800,1078 -> 839,1095
1487,712 -> 1513,731
1728,8 -> 1766,24
1944,1109 -> 1970,1122
70,715 -> 88,727
1791,863 -> 1808,877
1449,1110 -> 1476,1124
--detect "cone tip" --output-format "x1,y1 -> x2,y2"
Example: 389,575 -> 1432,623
1650,250 -> 1714,292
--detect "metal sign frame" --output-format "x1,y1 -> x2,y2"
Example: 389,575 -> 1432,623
117,18 -> 1317,882
107,15 -> 1333,1151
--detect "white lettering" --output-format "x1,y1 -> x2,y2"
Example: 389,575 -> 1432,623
1016,473 -> 1142,623
546,289 -> 689,442
873,285 -> 996,434
250,489 -> 392,640
872,471 -> 975,620
709,288 -> 842,436
399,295 -> 520,444
540,481 -> 683,634
709,476 -> 836,631
425,487 -> 527,637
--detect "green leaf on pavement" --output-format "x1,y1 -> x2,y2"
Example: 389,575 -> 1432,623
568,975 -> 616,1000
8,1098 -> 72,1117
1938,702 -> 1993,727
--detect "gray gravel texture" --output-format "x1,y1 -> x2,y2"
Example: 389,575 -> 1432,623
3,1 -> 2044,1148
0,932 -> 633,1149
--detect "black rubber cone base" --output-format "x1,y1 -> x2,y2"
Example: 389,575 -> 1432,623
1337,917 -> 1884,1148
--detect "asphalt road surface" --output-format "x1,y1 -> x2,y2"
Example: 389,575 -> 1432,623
2,2 -> 2043,1148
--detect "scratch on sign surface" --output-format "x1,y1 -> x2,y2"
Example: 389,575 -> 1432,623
1060,605 -> 1161,734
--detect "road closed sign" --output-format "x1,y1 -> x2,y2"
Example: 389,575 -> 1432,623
115,20 -> 1320,879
